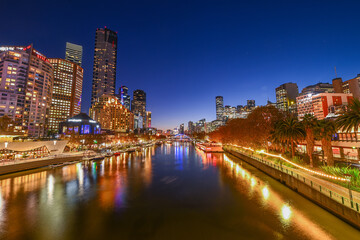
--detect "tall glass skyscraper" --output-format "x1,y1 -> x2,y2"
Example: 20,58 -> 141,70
91,27 -> 118,106
132,89 -> 146,126
65,42 -> 83,66
215,96 -> 224,120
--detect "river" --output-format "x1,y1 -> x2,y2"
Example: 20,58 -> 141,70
0,142 -> 359,239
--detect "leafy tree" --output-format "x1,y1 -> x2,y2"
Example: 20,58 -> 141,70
273,117 -> 305,158
336,98 -> 360,134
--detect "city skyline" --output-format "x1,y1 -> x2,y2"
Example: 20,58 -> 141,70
3,1 -> 360,129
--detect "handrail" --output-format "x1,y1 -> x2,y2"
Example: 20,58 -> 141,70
224,145 -> 360,212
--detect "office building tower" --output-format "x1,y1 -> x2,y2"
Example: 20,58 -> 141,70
300,82 -> 334,96
120,86 -> 131,109
332,76 -> 360,100
215,96 -> 224,120
90,95 -> 134,133
0,45 -> 53,137
179,123 -> 184,134
145,111 -> 151,128
48,58 -> 83,133
91,27 -> 118,105
188,121 -> 194,134
276,82 -> 299,112
65,42 -> 83,66
132,89 -> 146,123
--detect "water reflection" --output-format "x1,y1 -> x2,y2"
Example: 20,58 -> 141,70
0,145 -> 358,239
221,154 -> 335,240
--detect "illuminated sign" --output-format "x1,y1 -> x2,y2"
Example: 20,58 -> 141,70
68,119 -> 82,122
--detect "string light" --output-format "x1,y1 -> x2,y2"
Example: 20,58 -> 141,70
230,145 -> 350,182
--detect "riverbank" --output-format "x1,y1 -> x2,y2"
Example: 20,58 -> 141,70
224,145 -> 360,230
0,153 -> 84,176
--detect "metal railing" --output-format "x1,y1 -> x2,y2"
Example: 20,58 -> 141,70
225,145 -> 360,213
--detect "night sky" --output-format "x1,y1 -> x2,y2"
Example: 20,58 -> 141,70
2,0 -> 360,130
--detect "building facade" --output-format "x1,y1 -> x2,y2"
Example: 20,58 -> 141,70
215,96 -> 224,120
48,58 -> 83,133
297,92 -> 353,120
276,82 -> 299,112
132,89 -> 146,123
332,76 -> 360,100
90,95 -> 134,133
300,82 -> 334,96
0,45 -> 53,137
65,42 -> 83,66
59,113 -> 101,135
145,111 -> 151,128
120,86 -> 131,110
91,27 -> 118,105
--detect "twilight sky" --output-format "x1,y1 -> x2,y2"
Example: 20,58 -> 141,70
2,0 -> 360,130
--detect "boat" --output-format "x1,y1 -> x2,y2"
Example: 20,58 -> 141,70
89,155 -> 105,161
196,142 -> 224,153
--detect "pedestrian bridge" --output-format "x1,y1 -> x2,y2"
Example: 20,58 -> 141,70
169,134 -> 192,142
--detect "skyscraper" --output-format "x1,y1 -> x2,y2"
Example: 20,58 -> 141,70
215,96 -> 224,120
145,111 -> 151,128
132,89 -> 146,124
48,58 -> 83,133
65,42 -> 83,66
0,45 -> 53,137
120,86 -> 131,109
276,82 -> 299,112
91,27 -> 118,105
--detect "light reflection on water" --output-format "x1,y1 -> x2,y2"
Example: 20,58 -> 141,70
0,144 -> 358,239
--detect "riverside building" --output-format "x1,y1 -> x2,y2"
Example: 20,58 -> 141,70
48,58 -> 83,134
91,27 -> 118,105
0,45 -> 53,137
132,89 -> 146,125
90,95 -> 134,133
215,96 -> 224,120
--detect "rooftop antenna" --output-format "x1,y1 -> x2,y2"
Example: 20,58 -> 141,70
334,66 -> 337,78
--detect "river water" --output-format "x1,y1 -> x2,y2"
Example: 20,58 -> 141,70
0,142 -> 359,239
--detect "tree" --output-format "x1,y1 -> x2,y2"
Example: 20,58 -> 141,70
302,114 -> 317,167
315,119 -> 337,166
273,117 -> 305,158
336,98 -> 360,134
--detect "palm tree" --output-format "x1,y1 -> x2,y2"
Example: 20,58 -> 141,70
302,114 -> 317,167
315,119 -> 337,166
336,99 -> 360,137
273,117 -> 305,158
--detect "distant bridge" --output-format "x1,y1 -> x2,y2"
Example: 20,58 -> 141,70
169,134 -> 192,142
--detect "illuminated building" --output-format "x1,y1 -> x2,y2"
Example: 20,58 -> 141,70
132,89 -> 146,124
91,27 -> 118,105
59,113 -> 101,135
145,111 -> 151,128
179,123 -> 184,134
0,45 -> 53,137
296,93 -> 353,120
215,96 -> 224,120
120,86 -> 130,109
300,82 -> 333,96
276,82 -> 299,113
188,121 -> 194,134
48,58 -> 83,134
65,42 -> 83,66
90,95 -> 134,133
332,76 -> 360,100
